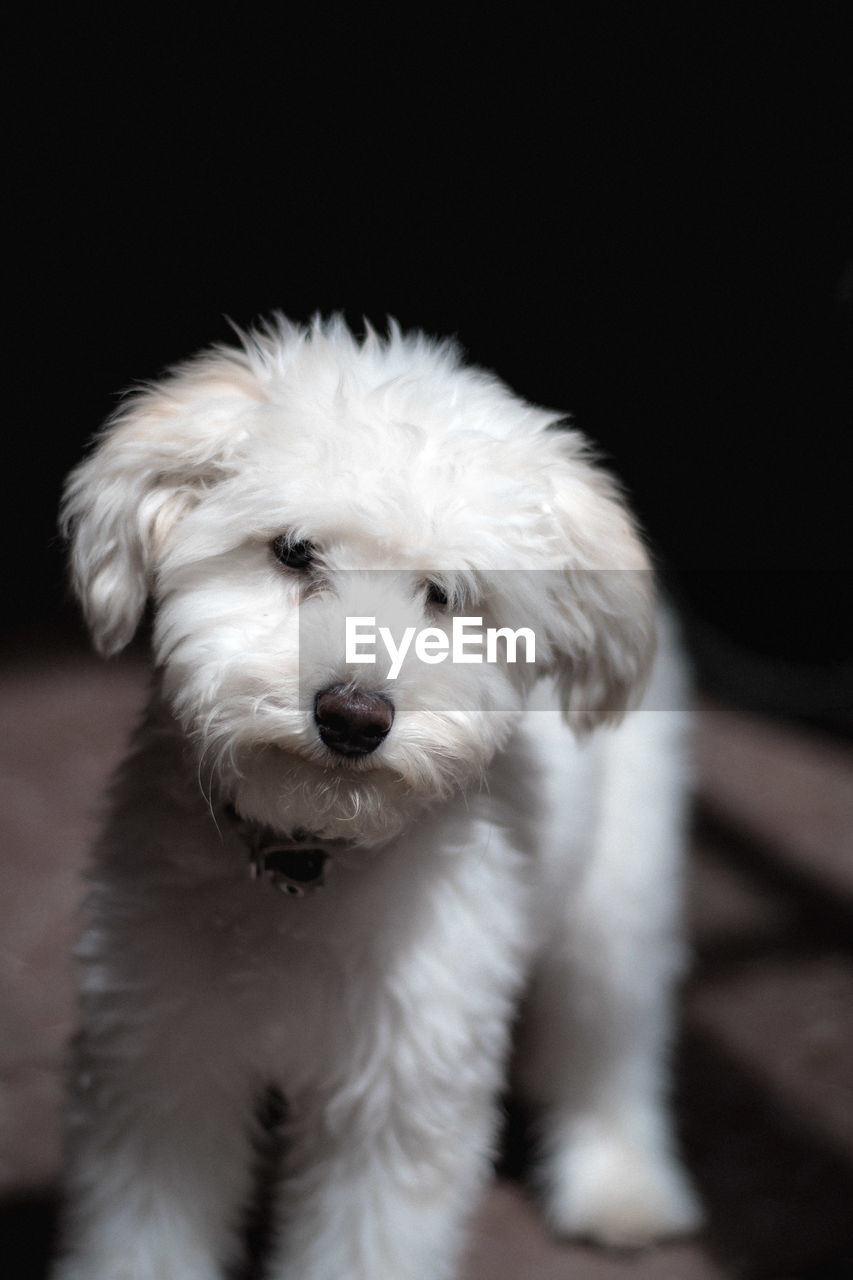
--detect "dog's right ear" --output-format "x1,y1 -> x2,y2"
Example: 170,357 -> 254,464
61,352 -> 263,655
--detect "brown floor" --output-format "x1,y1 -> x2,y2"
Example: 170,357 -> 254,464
2,639 -> 852,1279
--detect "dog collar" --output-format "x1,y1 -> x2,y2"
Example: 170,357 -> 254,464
224,806 -> 330,898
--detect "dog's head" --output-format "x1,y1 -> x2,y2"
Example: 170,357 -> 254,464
63,316 -> 655,841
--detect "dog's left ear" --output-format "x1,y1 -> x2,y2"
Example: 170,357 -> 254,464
537,430 -> 657,734
61,352 -> 262,655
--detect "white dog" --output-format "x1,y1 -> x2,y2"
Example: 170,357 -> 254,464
53,316 -> 701,1280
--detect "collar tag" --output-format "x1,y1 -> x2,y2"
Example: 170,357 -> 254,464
249,840 -> 329,897
224,806 -> 331,898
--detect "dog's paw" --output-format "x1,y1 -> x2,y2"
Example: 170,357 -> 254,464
539,1126 -> 703,1249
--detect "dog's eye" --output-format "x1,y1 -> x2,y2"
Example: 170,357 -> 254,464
426,581 -> 449,608
271,535 -> 316,570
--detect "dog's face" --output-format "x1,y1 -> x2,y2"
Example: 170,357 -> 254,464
63,318 -> 655,843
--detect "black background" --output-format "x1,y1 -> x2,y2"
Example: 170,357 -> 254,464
7,6 -> 852,713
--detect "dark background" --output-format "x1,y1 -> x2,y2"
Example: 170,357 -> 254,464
7,6 -> 852,719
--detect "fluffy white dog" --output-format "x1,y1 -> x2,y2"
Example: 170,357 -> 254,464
54,316 -> 701,1280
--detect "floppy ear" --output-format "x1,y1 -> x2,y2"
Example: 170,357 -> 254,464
538,429 -> 657,734
61,350 -> 263,656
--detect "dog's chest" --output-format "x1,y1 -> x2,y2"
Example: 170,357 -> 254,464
171,815 -> 537,1088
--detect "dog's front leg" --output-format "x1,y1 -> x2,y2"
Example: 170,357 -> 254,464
51,1027 -> 257,1280
266,859 -> 529,1280
267,1078 -> 499,1280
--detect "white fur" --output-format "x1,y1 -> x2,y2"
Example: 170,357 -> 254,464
53,316 -> 701,1279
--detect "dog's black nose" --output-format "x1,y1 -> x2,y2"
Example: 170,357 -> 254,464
314,686 -> 394,757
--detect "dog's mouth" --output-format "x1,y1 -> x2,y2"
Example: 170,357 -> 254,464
262,739 -> 396,783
